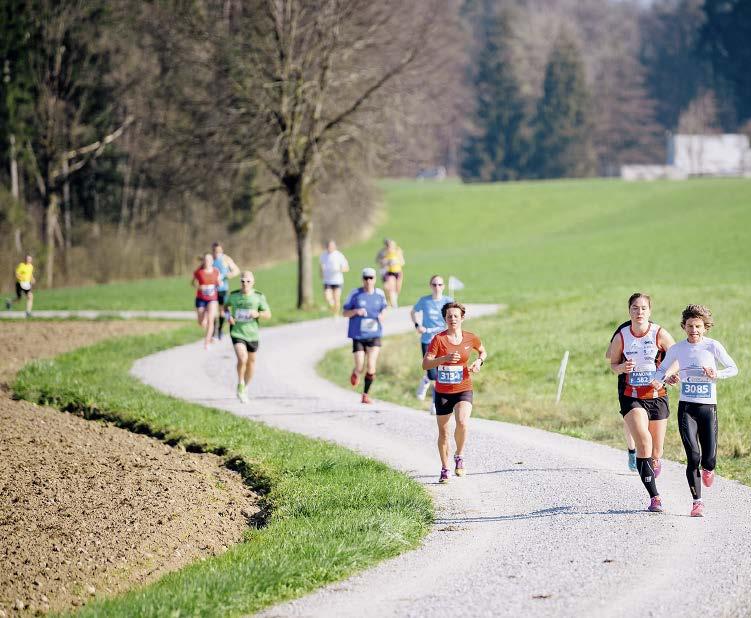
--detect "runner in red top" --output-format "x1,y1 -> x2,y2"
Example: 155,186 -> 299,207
192,253 -> 220,349
423,302 -> 487,484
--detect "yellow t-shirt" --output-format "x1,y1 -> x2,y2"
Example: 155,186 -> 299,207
384,248 -> 403,273
16,262 -> 33,284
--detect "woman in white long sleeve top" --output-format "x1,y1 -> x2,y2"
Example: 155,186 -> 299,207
652,304 -> 738,517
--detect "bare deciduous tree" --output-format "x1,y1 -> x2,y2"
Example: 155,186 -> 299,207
219,0 -> 458,308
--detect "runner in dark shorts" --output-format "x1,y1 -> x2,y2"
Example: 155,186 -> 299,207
342,268 -> 388,404
423,302 -> 486,484
606,292 -> 676,513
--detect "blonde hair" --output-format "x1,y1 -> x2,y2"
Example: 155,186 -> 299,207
681,304 -> 713,329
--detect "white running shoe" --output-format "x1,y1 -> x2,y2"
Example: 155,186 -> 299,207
237,384 -> 249,403
416,376 -> 430,400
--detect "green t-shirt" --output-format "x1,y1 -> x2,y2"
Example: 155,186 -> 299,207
227,289 -> 270,342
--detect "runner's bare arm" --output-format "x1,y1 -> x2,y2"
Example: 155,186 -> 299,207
469,343 -> 487,373
607,336 -> 632,374
225,256 -> 241,279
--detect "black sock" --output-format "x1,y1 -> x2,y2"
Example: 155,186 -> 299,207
637,457 -> 658,498
628,448 -> 636,454
218,315 -> 225,334
364,373 -> 374,394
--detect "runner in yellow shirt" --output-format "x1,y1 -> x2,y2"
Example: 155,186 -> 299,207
7,255 -> 35,317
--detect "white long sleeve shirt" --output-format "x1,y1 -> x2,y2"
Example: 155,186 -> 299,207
655,337 -> 738,404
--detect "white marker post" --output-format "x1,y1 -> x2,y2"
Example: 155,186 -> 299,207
556,350 -> 569,404
448,275 -> 464,299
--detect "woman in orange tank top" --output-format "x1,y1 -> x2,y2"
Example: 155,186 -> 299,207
423,302 -> 487,484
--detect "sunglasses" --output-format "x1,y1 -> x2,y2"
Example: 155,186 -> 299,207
431,283 -> 444,287
241,279 -> 252,283
363,276 -> 374,280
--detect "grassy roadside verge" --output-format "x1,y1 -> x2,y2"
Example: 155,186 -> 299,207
14,325 -> 432,617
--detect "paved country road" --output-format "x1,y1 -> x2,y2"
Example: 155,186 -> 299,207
132,306 -> 751,618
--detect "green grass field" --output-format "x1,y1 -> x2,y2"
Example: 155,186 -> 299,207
318,178 -> 751,485
13,327 -> 431,616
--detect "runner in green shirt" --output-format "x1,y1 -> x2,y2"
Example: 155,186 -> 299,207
226,271 -> 271,403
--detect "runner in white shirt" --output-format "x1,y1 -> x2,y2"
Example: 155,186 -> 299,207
652,304 -> 738,517
319,240 -> 350,317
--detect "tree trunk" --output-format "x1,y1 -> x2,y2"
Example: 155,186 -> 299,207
46,192 -> 60,288
10,134 -> 22,253
287,188 -> 314,309
62,158 -> 71,275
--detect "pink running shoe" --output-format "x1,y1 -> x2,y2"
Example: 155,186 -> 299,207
653,458 -> 662,478
361,393 -> 372,404
702,469 -> 715,488
454,455 -> 465,477
648,496 -> 664,513
690,500 -> 704,517
439,468 -> 449,484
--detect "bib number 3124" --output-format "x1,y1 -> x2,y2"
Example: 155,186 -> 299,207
437,365 -> 463,385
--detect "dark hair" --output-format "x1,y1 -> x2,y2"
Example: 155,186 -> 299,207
441,302 -> 466,319
211,241 -> 221,249
681,304 -> 713,329
429,274 -> 443,284
628,292 -> 652,308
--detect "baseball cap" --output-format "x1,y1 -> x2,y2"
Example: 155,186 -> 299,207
361,267 -> 376,278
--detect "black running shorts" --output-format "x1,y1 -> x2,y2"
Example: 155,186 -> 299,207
352,338 -> 382,352
619,395 -> 669,420
434,390 -> 473,416
231,337 -> 259,353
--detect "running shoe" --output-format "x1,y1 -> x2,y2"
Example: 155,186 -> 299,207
25,311 -> 31,318
653,458 -> 662,478
4,299 -> 10,310
647,496 -> 664,513
429,401 -> 436,415
439,468 -> 449,484
350,371 -> 360,387
454,455 -> 465,477
628,451 -> 637,472
690,500 -> 704,517
237,384 -> 250,403
361,393 -> 372,404
702,469 -> 715,488
416,376 -> 430,400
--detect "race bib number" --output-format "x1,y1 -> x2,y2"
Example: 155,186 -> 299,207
235,308 -> 252,322
360,318 -> 378,334
627,371 -> 656,387
200,284 -> 216,296
682,372 -> 712,399
437,365 -> 463,385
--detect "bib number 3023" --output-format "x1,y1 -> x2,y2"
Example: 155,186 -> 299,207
437,365 -> 463,385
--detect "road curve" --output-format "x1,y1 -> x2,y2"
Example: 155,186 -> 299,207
132,306 -> 751,618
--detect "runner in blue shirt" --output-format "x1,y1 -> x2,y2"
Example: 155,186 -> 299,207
342,267 -> 388,404
410,275 -> 453,411
211,242 -> 240,339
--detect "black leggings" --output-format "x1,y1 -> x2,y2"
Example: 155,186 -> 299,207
678,401 -> 718,500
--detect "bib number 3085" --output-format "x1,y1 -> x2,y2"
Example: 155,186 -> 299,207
437,365 -> 463,384
681,382 -> 711,398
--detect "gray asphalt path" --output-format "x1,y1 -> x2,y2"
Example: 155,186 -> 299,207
132,306 -> 751,617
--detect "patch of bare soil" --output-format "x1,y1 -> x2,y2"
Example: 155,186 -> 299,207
0,321 -> 258,616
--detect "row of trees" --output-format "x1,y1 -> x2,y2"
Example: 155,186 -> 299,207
1,0 -> 749,301
0,0 -> 459,305
460,0 -> 751,182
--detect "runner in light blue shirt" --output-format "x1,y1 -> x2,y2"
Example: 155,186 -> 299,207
410,274 -> 453,409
